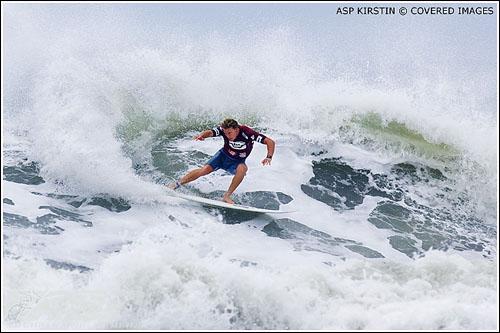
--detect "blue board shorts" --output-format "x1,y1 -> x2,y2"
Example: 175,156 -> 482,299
207,149 -> 246,175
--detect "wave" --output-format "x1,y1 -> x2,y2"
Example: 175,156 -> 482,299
5,41 -> 493,217
3,229 -> 497,330
3,5 -> 497,330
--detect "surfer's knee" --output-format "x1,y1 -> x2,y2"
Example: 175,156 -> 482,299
200,165 -> 214,175
236,164 -> 247,175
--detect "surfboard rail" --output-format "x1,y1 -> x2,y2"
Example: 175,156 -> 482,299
171,192 -> 294,214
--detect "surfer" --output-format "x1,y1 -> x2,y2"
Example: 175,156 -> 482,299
168,118 -> 275,204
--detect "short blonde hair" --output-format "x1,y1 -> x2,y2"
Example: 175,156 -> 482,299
221,118 -> 239,129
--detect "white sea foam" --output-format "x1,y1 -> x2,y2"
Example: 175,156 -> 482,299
3,216 -> 497,330
3,3 -> 497,330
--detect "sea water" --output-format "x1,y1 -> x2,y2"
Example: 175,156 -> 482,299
2,3 -> 498,330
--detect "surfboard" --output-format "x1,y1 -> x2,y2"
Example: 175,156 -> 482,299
172,192 -> 293,214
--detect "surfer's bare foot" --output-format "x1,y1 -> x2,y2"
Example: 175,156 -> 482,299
168,181 -> 181,190
222,193 -> 234,204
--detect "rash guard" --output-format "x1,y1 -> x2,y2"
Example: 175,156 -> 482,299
211,125 -> 267,161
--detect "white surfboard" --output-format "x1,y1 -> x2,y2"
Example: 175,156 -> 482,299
173,192 -> 293,214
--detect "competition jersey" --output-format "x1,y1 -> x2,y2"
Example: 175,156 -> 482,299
211,125 -> 267,160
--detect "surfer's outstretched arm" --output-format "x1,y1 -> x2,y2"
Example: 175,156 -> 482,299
194,130 -> 214,141
261,137 -> 275,165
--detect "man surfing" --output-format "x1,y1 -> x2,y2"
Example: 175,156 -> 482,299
168,118 -> 275,204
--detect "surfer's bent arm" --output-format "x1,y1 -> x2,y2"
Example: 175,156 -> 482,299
194,130 -> 214,141
262,137 -> 275,165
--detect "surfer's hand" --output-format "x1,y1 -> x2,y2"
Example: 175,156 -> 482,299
262,157 -> 272,166
194,135 -> 204,141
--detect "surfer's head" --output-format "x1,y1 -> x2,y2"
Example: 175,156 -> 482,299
221,118 -> 239,129
221,118 -> 240,140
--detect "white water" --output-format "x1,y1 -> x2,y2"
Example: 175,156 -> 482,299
2,3 -> 498,330
3,173 -> 497,329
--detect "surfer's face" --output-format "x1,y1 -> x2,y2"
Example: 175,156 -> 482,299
223,127 -> 239,141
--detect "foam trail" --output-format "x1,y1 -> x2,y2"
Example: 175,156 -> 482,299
3,4 -> 497,330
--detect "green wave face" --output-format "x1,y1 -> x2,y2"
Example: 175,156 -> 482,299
351,112 -> 459,160
115,94 -> 262,143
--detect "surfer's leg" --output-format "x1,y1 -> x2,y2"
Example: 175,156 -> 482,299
169,165 -> 214,190
223,163 -> 247,204
179,165 -> 214,185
